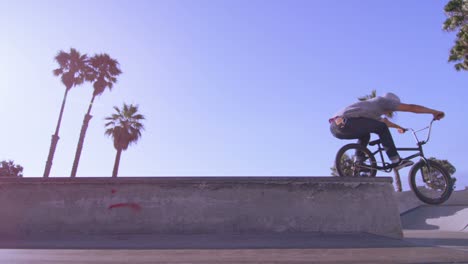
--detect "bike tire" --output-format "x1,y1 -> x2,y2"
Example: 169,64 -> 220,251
409,160 -> 453,205
335,144 -> 377,177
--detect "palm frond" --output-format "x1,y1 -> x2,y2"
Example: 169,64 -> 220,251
104,103 -> 145,151
133,114 -> 145,120
54,51 -> 70,67
53,68 -> 63,76
53,48 -> 89,90
88,53 -> 122,95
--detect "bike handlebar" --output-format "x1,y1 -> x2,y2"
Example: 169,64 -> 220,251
404,119 -> 437,145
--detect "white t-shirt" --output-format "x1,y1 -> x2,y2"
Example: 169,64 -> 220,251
334,96 -> 400,121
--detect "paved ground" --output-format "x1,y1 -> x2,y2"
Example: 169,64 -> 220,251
401,205 -> 468,232
0,247 -> 466,264
0,231 -> 467,264
1,205 -> 468,263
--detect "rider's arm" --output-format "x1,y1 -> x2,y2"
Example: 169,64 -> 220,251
380,118 -> 406,133
396,103 -> 445,120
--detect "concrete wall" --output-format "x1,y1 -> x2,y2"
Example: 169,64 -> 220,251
0,177 -> 402,238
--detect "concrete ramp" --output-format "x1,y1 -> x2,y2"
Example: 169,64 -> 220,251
401,205 -> 468,232
0,177 -> 403,238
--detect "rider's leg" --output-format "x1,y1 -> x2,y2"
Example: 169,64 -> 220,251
356,134 -> 370,161
330,117 -> 399,161
371,122 -> 413,169
370,121 -> 399,162
357,134 -> 370,148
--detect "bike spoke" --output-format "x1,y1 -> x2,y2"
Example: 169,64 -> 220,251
337,147 -> 374,177
414,165 -> 448,199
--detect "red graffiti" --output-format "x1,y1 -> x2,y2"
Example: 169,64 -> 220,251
108,203 -> 142,212
108,189 -> 141,212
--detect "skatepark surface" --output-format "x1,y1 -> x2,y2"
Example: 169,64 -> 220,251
401,205 -> 468,232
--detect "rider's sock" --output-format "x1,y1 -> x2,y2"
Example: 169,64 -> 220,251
390,156 -> 400,164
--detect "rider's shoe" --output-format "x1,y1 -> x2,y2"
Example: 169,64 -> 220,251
392,159 -> 414,170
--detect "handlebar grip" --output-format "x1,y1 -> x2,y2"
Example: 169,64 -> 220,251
433,113 -> 445,121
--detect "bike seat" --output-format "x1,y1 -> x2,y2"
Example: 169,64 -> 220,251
369,139 -> 381,146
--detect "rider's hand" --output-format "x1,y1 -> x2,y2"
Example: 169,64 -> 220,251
397,128 -> 407,134
433,111 -> 445,120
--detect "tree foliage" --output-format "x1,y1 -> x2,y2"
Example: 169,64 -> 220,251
331,153 -> 353,176
443,0 -> 468,71
428,157 -> 456,175
0,160 -> 23,177
358,89 -> 377,101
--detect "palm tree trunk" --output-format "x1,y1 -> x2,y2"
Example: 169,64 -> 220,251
70,95 -> 96,177
43,88 -> 69,177
112,148 -> 122,177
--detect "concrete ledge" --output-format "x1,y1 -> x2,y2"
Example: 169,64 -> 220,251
0,177 -> 402,238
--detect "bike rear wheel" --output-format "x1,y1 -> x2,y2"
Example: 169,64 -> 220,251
335,144 -> 377,177
409,160 -> 453,205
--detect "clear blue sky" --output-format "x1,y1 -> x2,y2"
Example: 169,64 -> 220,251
1,1 -> 466,189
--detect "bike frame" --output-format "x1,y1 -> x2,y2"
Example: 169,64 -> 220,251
369,120 -> 435,172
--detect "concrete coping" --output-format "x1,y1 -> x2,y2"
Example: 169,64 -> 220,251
0,176 -> 393,185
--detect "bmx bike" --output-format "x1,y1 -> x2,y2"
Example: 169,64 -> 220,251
334,119 -> 456,205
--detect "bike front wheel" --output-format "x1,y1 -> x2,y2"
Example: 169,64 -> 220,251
409,160 -> 453,205
335,144 -> 377,177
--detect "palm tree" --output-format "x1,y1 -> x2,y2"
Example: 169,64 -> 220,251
104,103 -> 145,177
70,54 -> 122,177
44,48 -> 90,177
